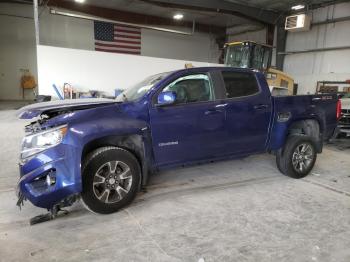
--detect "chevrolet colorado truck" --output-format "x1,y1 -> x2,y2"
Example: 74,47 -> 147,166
17,67 -> 341,215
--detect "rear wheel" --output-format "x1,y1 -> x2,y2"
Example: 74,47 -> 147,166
81,147 -> 140,214
276,149 -> 285,174
276,135 -> 317,179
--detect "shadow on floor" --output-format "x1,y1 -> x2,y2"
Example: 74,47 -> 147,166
327,136 -> 350,151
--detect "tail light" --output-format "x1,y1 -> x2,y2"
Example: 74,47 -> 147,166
336,99 -> 342,120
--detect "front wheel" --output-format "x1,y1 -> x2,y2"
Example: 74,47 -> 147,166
276,135 -> 317,179
81,147 -> 140,214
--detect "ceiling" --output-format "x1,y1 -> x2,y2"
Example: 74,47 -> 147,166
54,0 -> 347,26
225,0 -> 347,12
56,0 -> 255,27
3,0 -> 346,28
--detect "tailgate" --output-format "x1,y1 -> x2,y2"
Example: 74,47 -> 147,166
310,94 -> 338,139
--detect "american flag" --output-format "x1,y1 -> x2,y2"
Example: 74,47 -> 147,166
94,21 -> 141,55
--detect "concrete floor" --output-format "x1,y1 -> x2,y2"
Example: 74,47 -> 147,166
0,106 -> 350,262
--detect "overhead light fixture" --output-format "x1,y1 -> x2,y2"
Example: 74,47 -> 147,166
173,13 -> 184,20
291,4 -> 305,10
75,0 -> 85,3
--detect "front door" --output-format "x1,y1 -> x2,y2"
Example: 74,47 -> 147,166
149,73 -> 226,167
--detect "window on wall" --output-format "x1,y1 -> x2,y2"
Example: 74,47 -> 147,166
163,74 -> 214,104
221,71 -> 259,98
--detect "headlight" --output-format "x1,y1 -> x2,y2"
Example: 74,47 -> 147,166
21,125 -> 67,159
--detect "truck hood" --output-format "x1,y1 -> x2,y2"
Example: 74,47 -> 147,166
17,98 -> 118,119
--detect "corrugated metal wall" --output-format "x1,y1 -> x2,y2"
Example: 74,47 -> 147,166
283,2 -> 350,94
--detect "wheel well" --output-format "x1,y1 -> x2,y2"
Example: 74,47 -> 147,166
82,135 -> 144,171
287,119 -> 322,152
81,135 -> 150,188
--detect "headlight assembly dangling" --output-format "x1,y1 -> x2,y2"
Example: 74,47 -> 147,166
21,125 -> 68,159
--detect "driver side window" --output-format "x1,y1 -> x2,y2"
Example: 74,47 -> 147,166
163,74 -> 214,104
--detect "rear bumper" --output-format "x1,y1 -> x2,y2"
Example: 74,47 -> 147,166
17,143 -> 81,209
339,127 -> 350,134
338,124 -> 350,134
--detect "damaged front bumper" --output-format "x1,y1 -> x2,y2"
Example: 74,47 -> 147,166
17,143 -> 82,209
16,186 -> 25,209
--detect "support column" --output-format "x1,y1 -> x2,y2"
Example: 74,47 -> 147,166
33,0 -> 40,45
276,18 -> 287,71
32,0 -> 40,99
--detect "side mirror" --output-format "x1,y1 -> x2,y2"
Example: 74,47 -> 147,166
157,91 -> 177,106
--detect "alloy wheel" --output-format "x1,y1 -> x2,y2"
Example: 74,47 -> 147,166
92,161 -> 132,204
292,143 -> 314,173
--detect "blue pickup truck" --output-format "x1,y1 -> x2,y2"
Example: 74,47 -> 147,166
17,67 -> 341,215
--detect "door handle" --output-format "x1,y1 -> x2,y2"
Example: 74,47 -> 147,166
254,104 -> 269,110
204,109 -> 224,115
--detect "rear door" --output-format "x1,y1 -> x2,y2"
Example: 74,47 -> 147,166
219,70 -> 272,155
149,72 -> 227,166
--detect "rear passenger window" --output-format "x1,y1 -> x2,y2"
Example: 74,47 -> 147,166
221,71 -> 259,98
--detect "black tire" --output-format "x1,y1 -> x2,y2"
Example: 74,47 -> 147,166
81,146 -> 140,214
276,135 -> 317,179
276,148 -> 285,174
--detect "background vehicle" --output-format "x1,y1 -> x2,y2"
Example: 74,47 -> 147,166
338,93 -> 350,136
17,67 -> 340,216
224,41 -> 294,95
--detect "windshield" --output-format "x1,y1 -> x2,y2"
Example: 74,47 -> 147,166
116,72 -> 170,102
225,43 -> 271,71
224,45 -> 250,68
252,45 -> 271,71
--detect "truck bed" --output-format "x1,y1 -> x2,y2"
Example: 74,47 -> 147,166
268,94 -> 338,150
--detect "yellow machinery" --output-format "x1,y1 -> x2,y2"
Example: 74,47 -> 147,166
224,41 -> 294,95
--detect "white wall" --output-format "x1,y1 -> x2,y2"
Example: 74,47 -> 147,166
141,29 -> 219,63
39,8 -> 95,51
0,3 -> 220,100
38,45 -> 221,98
0,4 -> 37,100
284,2 -> 350,94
